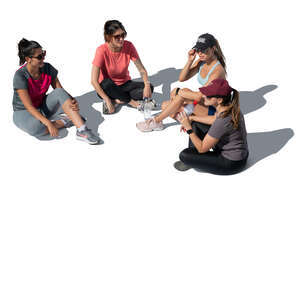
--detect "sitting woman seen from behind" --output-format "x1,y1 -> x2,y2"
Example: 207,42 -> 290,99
13,38 -> 100,144
175,79 -> 249,175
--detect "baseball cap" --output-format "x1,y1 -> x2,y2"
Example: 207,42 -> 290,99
193,33 -> 217,52
199,79 -> 232,97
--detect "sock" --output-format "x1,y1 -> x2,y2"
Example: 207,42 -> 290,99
77,124 -> 87,132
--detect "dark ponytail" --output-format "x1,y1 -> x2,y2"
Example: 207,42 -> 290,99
220,89 -> 240,129
18,38 -> 42,65
103,20 -> 127,42
214,39 -> 227,74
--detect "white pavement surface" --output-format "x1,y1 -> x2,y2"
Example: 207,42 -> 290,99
1,1 -> 299,300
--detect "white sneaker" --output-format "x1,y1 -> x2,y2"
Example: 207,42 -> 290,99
136,118 -> 164,132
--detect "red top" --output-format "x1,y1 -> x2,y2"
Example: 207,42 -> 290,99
92,41 -> 139,86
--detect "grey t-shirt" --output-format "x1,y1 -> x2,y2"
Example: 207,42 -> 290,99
12,62 -> 58,111
208,112 -> 249,161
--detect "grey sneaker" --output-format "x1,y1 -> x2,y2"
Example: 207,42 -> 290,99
103,102 -> 109,114
173,161 -> 191,171
76,128 -> 100,145
149,99 -> 158,109
55,113 -> 86,128
137,101 -> 145,112
137,99 -> 158,112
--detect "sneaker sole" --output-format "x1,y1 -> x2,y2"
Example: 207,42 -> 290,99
76,136 -> 99,145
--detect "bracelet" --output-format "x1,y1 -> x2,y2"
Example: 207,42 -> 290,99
187,129 -> 193,135
175,87 -> 180,96
145,81 -> 151,85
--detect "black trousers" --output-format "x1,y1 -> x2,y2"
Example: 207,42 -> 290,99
98,78 -> 154,103
179,121 -> 248,175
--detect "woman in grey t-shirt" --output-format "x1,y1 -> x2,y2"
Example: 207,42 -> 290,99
175,79 -> 248,175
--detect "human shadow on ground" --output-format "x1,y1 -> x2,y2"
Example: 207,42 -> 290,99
246,128 -> 294,169
36,72 -> 294,172
180,84 -> 294,173
37,91 -> 104,142
37,67 -> 182,141
239,84 -> 277,115
237,84 -> 294,170
77,67 -> 182,133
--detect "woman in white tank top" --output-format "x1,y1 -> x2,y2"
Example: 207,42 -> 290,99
137,33 -> 227,132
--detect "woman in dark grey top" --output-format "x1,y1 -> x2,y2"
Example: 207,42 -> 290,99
175,79 -> 248,175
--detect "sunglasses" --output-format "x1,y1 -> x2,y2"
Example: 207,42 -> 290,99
197,48 -> 210,54
31,50 -> 46,60
112,33 -> 126,40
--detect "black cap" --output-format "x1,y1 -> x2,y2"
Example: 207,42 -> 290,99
193,33 -> 216,52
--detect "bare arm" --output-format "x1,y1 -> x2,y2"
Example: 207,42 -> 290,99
133,58 -> 150,84
51,77 -> 63,89
190,114 -> 216,125
133,58 -> 152,98
189,132 -> 219,153
181,64 -> 225,104
178,88 -> 202,102
91,65 -> 110,102
179,49 -> 202,82
177,111 -> 218,153
179,59 -> 202,82
91,65 -> 115,113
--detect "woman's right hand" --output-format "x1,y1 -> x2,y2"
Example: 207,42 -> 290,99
45,121 -> 59,137
106,99 -> 115,114
188,49 -> 196,62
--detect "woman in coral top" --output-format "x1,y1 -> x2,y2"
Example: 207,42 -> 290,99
91,20 -> 154,114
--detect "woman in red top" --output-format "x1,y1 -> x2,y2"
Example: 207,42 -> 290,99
91,20 -> 154,114
13,39 -> 100,144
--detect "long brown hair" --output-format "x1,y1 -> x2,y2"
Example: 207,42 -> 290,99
214,39 -> 226,74
220,89 -> 240,129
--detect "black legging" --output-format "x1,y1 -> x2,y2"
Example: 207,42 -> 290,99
98,78 -> 154,103
179,121 -> 248,175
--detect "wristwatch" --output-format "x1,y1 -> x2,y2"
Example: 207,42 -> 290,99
186,129 -> 193,135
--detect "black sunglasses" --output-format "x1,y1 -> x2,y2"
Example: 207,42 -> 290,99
112,33 -> 126,40
31,50 -> 46,60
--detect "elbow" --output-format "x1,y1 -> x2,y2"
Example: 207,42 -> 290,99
91,80 -> 97,88
197,148 -> 205,154
178,75 -> 186,82
196,146 -> 209,154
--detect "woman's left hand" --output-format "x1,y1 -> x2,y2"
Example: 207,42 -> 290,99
70,98 -> 79,111
177,111 -> 192,131
143,84 -> 152,99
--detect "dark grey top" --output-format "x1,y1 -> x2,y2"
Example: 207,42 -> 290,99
12,62 -> 58,111
208,112 -> 249,161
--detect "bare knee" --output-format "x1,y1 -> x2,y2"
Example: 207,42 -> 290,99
161,100 -> 170,110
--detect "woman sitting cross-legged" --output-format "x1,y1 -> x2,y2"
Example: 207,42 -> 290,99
91,20 -> 155,114
174,79 -> 249,175
13,38 -> 100,144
